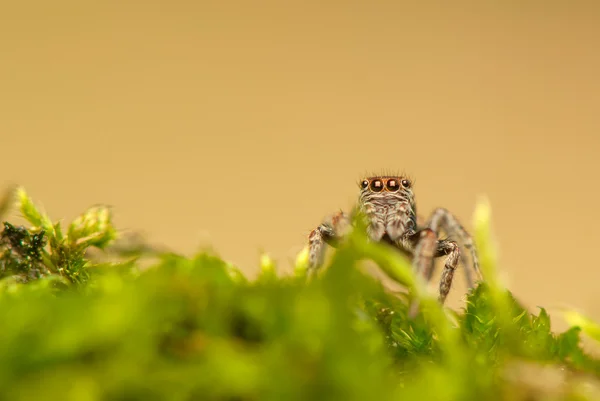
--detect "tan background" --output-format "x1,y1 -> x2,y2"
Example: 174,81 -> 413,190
1,1 -> 599,329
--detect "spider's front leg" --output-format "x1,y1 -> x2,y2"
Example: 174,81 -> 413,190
404,229 -> 460,312
307,211 -> 352,279
432,238 -> 461,304
425,207 -> 482,288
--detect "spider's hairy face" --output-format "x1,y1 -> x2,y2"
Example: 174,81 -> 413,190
356,175 -> 417,239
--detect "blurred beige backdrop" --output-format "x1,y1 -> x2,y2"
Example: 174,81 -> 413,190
1,1 -> 599,328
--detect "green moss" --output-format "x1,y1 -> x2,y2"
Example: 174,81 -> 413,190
0,188 -> 598,400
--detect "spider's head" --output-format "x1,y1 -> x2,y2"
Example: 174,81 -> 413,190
355,174 -> 417,230
357,175 -> 414,209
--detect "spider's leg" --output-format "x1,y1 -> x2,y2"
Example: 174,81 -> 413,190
388,223 -> 436,285
425,207 -> 481,288
410,228 -> 437,282
403,228 -> 437,317
307,211 -> 351,279
434,239 -> 460,304
402,231 -> 460,315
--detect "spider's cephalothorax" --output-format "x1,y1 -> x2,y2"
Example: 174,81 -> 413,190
357,176 -> 417,246
307,174 -> 481,305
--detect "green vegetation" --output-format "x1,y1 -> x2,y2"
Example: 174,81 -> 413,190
0,187 -> 599,401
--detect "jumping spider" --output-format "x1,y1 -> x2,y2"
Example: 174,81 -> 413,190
307,174 -> 481,304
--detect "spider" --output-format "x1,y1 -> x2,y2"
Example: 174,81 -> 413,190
306,174 -> 482,305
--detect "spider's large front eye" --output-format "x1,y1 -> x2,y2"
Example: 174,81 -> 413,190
386,179 -> 400,192
360,180 -> 369,189
401,179 -> 411,189
370,179 -> 384,192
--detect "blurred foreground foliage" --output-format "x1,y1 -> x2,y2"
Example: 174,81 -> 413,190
0,187 -> 599,401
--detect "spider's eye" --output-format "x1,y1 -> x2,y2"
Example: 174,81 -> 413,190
360,180 -> 369,189
386,179 -> 400,191
370,179 -> 384,192
401,179 -> 411,189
